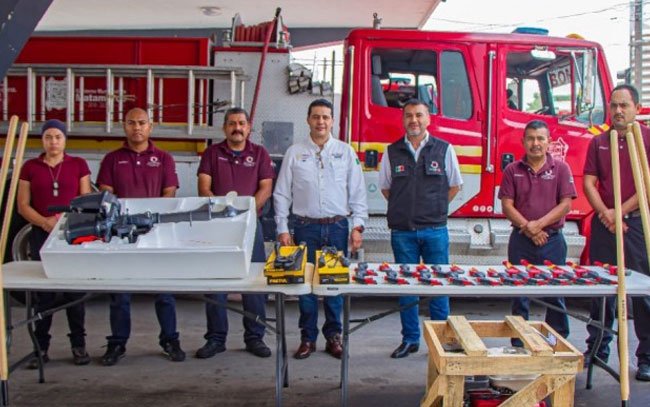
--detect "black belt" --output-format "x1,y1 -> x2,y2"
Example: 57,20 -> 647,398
546,228 -> 560,236
625,209 -> 642,219
295,215 -> 345,224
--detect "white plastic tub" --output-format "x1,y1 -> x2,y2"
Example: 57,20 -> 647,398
40,195 -> 257,279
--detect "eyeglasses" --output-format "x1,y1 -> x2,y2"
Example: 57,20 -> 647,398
316,150 -> 324,169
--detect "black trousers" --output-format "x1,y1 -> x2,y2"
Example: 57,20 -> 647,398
587,216 -> 650,364
30,226 -> 86,351
508,230 -> 570,342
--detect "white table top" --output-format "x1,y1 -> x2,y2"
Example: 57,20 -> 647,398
312,263 -> 650,297
1,261 -> 313,295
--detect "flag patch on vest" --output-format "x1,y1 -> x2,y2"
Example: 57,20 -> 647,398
394,164 -> 405,173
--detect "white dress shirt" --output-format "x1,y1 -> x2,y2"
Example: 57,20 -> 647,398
378,133 -> 463,190
274,135 -> 368,234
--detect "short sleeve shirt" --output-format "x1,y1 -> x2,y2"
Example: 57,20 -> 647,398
20,153 -> 91,217
96,141 -> 179,198
197,140 -> 275,196
498,154 -> 577,231
583,125 -> 650,208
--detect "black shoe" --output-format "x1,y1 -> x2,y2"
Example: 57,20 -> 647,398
26,351 -> 49,370
101,343 -> 126,366
391,343 -> 419,359
195,340 -> 226,359
71,346 -> 91,366
637,363 -> 650,381
162,339 -> 186,362
245,339 -> 271,358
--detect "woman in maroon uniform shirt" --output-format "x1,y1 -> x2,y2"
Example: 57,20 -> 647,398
17,119 -> 92,368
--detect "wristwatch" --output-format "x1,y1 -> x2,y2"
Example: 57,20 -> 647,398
352,225 -> 365,234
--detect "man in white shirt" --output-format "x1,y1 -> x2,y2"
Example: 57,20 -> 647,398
379,99 -> 463,359
274,99 -> 368,360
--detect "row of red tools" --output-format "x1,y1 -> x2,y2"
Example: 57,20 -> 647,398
351,260 -> 619,286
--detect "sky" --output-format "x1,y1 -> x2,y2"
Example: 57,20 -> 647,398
293,0 -> 635,87
425,0 -> 632,82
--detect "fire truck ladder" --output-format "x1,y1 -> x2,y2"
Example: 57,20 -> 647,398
2,64 -> 249,139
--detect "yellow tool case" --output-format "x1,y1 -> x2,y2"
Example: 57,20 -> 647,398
316,246 -> 350,284
264,243 -> 307,284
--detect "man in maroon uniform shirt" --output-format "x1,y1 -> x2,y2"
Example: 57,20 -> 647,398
499,120 -> 575,345
96,108 -> 184,365
583,84 -> 650,381
195,107 -> 274,358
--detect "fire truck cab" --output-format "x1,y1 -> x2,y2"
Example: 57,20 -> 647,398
341,29 -> 613,263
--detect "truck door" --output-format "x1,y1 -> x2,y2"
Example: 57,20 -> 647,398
494,44 -> 608,258
361,41 -> 483,215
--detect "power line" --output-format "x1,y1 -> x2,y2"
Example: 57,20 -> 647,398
429,1 -> 635,32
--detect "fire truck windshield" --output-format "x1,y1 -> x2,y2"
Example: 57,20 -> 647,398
505,49 -> 605,125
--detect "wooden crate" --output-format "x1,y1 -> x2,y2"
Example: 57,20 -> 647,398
422,316 -> 583,407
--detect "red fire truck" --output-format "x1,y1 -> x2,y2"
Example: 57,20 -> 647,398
339,28 -> 612,263
1,21 -> 613,264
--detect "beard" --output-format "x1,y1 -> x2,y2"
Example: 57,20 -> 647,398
406,127 -> 424,137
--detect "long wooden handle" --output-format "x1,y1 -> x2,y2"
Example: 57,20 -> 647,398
610,129 -> 630,403
0,121 -> 29,382
0,122 -> 29,264
0,116 -> 19,210
626,131 -> 650,271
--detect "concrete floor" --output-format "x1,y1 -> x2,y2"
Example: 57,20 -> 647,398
4,295 -> 649,406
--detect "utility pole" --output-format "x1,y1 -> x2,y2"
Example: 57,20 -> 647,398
631,0 -> 644,102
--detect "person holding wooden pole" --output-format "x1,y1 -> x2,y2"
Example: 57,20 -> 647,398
583,84 -> 650,381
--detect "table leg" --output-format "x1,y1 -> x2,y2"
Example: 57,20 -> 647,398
275,293 -> 284,407
341,295 -> 350,407
280,295 -> 288,388
586,296 -> 607,390
24,291 -> 44,383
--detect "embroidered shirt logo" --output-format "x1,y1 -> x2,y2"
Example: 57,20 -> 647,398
540,170 -> 555,180
243,155 -> 255,167
147,156 -> 161,168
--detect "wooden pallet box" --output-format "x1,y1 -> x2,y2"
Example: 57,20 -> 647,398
422,315 -> 583,407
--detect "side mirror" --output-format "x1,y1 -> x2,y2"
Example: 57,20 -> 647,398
582,50 -> 596,106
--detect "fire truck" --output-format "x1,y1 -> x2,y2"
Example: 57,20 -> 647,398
1,17 -> 613,264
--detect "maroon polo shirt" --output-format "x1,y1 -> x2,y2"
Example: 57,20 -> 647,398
583,125 -> 650,208
198,140 -> 274,212
20,153 -> 91,217
499,153 -> 577,231
96,141 -> 179,198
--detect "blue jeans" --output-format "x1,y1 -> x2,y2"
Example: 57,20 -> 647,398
293,217 -> 348,342
204,220 -> 267,344
107,293 -> 179,347
391,226 -> 450,344
508,230 -> 570,345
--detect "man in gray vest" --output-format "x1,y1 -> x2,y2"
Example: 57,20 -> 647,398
379,99 -> 463,358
